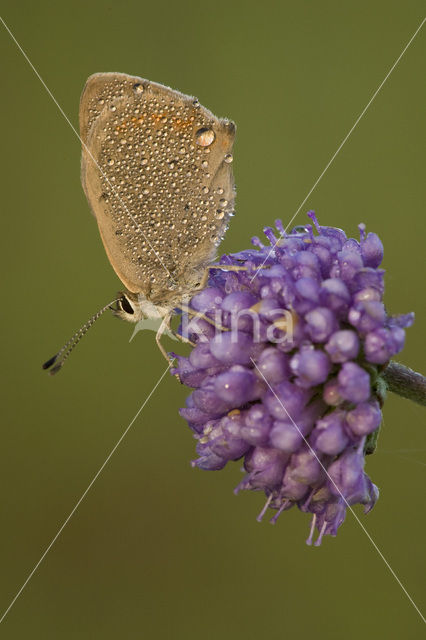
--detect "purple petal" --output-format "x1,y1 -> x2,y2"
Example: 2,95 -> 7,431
338,362 -> 371,403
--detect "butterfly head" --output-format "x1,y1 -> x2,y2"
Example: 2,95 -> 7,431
113,291 -> 168,323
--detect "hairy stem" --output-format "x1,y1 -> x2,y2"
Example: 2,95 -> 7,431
382,361 -> 426,407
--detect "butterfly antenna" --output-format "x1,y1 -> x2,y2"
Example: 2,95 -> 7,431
42,299 -> 119,375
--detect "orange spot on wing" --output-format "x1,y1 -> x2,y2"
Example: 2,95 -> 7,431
148,111 -> 192,131
115,120 -> 128,132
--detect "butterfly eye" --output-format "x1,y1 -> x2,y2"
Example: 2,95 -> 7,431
120,295 -> 134,314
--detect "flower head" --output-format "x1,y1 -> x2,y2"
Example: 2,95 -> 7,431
172,213 -> 413,545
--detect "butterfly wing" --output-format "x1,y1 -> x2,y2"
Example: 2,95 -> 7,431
79,72 -> 235,298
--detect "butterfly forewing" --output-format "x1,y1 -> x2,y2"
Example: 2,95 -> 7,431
79,72 -> 235,299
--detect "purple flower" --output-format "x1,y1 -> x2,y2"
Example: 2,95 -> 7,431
346,400 -> 382,437
325,330 -> 360,363
337,362 -> 371,403
290,346 -> 331,388
172,213 -> 413,545
310,410 -> 349,455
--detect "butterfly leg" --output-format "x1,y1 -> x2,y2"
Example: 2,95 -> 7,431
155,313 -> 195,380
155,313 -> 176,369
198,263 -> 269,289
176,303 -> 229,332
170,330 -> 196,347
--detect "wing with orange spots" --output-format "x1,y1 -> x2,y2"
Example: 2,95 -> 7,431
79,72 -> 235,297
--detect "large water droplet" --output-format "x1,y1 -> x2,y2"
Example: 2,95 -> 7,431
133,83 -> 144,94
195,127 -> 215,147
224,153 -> 233,164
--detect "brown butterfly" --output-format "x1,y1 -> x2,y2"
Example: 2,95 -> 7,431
43,72 -> 236,373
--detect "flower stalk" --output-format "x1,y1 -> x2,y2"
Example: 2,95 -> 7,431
382,362 -> 426,406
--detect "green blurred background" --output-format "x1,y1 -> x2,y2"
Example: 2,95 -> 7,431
0,1 -> 424,637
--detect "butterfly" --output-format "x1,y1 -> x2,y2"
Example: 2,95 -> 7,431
43,72 -> 236,373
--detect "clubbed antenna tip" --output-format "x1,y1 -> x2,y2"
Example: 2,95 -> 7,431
42,354 -> 59,370
42,298 -> 119,375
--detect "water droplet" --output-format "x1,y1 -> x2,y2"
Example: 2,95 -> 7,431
109,104 -> 117,112
224,153 -> 233,164
201,160 -> 209,169
133,83 -> 144,94
195,127 -> 215,147
107,158 -> 114,166
219,198 -> 228,207
141,158 -> 148,166
202,186 -> 209,194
